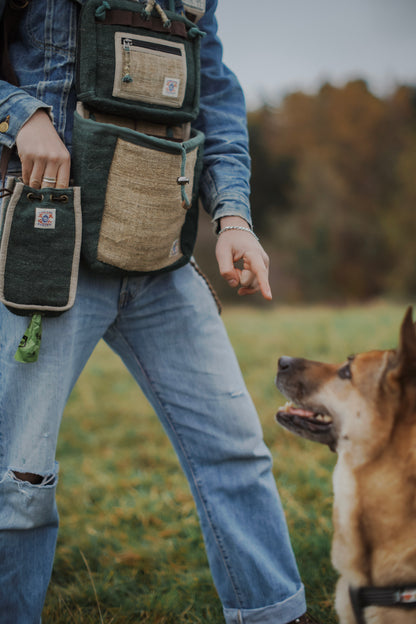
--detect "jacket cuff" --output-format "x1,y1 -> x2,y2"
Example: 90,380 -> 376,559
211,200 -> 252,231
200,166 -> 252,225
0,90 -> 52,148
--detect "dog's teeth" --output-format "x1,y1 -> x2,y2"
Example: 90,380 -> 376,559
316,413 -> 332,423
283,401 -> 293,412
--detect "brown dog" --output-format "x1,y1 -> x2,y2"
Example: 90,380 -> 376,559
275,307 -> 416,624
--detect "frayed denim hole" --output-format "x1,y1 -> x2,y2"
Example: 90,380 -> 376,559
10,470 -> 57,488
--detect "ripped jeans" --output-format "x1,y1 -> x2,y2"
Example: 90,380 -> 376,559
0,262 -> 306,624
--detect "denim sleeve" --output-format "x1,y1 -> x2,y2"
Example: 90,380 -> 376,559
0,82 -> 51,149
0,0 -> 50,150
193,0 -> 252,227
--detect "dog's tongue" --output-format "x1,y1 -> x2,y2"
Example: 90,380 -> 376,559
287,407 -> 315,418
280,402 -> 315,418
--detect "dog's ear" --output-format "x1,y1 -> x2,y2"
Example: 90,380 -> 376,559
384,308 -> 416,419
395,306 -> 416,382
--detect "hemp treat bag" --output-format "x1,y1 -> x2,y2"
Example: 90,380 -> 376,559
73,0 -> 205,276
0,178 -> 82,361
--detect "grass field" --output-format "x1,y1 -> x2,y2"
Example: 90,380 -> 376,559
43,301 -> 410,623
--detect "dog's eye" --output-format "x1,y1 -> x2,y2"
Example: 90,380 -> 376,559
338,363 -> 352,380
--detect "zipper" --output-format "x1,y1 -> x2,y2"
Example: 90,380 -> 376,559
121,37 -> 182,56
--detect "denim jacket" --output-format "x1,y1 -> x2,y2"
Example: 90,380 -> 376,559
0,0 -> 251,225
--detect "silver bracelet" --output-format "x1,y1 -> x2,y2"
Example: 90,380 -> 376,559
217,225 -> 259,242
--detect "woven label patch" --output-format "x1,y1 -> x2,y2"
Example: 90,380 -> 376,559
163,77 -> 180,98
35,208 -> 56,229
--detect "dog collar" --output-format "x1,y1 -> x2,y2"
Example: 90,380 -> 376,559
349,585 -> 416,624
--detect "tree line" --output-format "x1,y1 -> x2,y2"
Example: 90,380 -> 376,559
248,80 -> 416,302
195,80 -> 416,303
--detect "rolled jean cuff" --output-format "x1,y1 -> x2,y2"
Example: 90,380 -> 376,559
223,584 -> 306,624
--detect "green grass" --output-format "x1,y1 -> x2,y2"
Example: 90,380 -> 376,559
43,301 -> 410,623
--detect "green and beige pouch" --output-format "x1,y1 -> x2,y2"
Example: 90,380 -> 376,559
73,104 -> 203,275
73,0 -> 205,276
0,178 -> 82,361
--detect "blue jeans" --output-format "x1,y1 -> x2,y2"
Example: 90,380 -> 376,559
0,262 -> 306,624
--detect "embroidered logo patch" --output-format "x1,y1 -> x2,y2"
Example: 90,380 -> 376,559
169,239 -> 180,257
35,208 -> 56,229
163,77 -> 180,98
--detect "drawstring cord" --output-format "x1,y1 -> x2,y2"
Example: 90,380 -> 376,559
95,0 -> 110,20
190,260 -> 222,315
144,0 -> 171,28
94,0 -> 204,38
95,0 -> 172,25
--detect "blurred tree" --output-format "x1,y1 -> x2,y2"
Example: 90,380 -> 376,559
248,108 -> 296,234
246,81 -> 416,302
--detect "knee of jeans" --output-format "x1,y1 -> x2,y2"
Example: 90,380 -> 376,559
0,463 -> 59,530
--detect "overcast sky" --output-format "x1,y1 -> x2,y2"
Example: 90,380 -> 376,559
215,0 -> 416,110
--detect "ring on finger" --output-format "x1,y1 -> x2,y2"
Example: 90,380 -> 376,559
42,176 -> 57,184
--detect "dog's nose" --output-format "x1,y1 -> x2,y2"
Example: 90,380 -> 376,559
278,356 -> 296,372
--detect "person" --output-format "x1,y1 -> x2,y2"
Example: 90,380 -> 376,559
0,1 -> 321,623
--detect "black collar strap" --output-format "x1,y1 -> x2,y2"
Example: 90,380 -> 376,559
350,585 -> 416,624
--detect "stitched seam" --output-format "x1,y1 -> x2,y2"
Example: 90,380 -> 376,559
56,2 -> 77,140
107,324 -> 244,608
25,0 -> 77,56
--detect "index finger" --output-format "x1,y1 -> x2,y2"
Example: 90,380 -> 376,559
242,253 -> 272,300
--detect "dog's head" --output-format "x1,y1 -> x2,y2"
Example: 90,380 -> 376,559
275,307 -> 416,460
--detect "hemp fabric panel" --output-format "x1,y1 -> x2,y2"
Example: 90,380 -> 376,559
97,138 -> 198,271
0,182 -> 82,314
113,32 -> 187,108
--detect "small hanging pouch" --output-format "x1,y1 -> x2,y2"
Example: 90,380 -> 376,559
0,179 -> 82,361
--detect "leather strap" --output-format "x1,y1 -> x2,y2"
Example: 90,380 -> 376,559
100,10 -> 188,39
